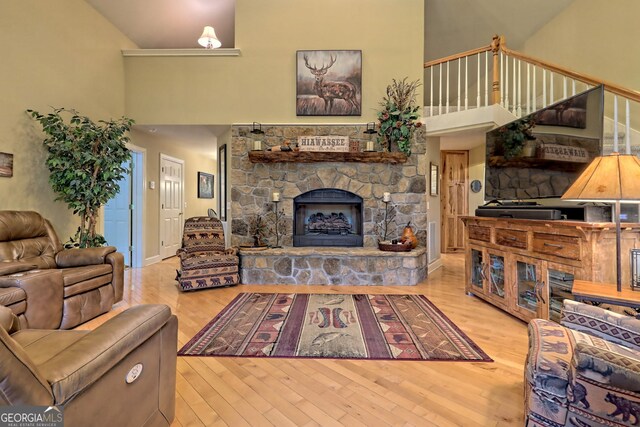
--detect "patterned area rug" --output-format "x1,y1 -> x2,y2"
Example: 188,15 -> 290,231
179,293 -> 492,361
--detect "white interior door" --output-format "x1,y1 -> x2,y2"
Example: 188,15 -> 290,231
104,160 -> 132,266
160,154 -> 184,259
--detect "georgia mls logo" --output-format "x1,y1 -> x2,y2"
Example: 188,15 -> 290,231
0,405 -> 63,427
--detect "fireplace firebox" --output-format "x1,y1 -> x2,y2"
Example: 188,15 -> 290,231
293,189 -> 363,247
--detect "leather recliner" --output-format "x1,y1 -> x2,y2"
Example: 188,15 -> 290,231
0,304 -> 177,427
0,210 -> 124,329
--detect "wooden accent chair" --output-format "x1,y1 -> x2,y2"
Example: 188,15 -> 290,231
175,217 -> 239,291
525,300 -> 640,426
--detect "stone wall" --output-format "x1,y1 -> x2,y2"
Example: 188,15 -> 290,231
230,124 -> 428,248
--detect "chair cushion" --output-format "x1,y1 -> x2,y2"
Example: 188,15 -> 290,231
0,211 -> 62,268
561,299 -> 640,350
180,254 -> 239,270
181,217 -> 225,253
60,264 -> 112,287
0,286 -> 26,306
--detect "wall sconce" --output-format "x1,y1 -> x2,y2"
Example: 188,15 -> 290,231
632,249 -> 640,291
198,26 -> 221,49
363,122 -> 377,152
250,122 -> 264,151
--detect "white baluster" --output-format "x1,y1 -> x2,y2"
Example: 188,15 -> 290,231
626,99 -> 631,154
513,57 -> 517,115
430,67 -> 433,117
505,54 -> 509,111
446,61 -> 450,114
465,56 -> 468,110
542,69 -> 547,108
484,51 -> 489,107
532,65 -> 537,112
439,63 -> 442,115
550,72 -> 554,105
477,53 -> 481,109
526,63 -> 530,115
517,60 -> 522,117
613,95 -> 619,153
457,58 -> 461,112
563,76 -> 567,99
500,52 -> 504,107
572,80 -> 576,96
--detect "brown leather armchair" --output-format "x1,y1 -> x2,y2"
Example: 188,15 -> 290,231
0,210 -> 124,329
0,304 -> 177,427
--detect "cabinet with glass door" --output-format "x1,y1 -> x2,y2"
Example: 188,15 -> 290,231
540,262 -> 576,323
465,245 -> 508,310
511,255 -> 543,322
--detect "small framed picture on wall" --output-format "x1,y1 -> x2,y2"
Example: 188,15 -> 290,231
218,144 -> 227,221
198,172 -> 214,199
430,163 -> 439,196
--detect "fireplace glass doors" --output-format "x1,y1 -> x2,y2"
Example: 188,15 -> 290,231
293,189 -> 363,247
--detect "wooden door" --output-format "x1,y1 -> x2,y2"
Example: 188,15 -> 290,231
441,151 -> 468,253
160,154 -> 184,259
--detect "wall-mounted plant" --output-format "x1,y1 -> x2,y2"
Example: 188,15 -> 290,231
27,108 -> 134,248
376,77 -> 422,156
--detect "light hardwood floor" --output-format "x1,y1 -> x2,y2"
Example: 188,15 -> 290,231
83,253 -> 529,426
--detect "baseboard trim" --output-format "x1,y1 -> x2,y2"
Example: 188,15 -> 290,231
428,257 -> 443,272
144,255 -> 162,266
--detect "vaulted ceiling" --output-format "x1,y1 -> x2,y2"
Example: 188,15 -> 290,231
84,0 -> 574,153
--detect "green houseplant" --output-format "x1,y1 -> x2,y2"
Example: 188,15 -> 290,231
498,116 -> 536,159
376,77 -> 422,156
27,107 -> 134,248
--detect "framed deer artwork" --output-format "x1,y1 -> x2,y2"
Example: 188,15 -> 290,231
296,50 -> 362,116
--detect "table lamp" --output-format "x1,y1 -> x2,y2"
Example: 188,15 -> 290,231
561,152 -> 640,291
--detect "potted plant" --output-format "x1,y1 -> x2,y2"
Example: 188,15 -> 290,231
498,116 -> 536,159
376,77 -> 422,156
27,107 -> 134,248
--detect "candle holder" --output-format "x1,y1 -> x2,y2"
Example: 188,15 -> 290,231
250,122 -> 264,151
270,201 -> 284,248
363,122 -> 377,152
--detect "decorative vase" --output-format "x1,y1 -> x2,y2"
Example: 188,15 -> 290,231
401,222 -> 418,249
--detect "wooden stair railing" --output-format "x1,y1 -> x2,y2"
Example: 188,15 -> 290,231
424,35 -> 640,154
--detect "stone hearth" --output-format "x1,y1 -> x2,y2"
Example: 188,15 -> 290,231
239,247 -> 427,286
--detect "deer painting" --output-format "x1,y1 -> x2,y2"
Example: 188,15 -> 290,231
301,52 -> 360,115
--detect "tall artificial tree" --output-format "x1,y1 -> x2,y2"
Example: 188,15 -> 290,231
28,108 -> 134,248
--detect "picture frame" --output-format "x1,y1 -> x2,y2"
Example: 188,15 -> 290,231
0,152 -> 13,177
296,50 -> 362,116
430,163 -> 439,196
198,172 -> 214,199
218,145 -> 227,221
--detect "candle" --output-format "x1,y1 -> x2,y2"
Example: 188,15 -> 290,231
383,192 -> 391,202
253,140 -> 262,151
272,192 -> 280,202
366,140 -> 374,152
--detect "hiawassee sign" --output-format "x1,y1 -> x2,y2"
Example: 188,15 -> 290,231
0,406 -> 63,427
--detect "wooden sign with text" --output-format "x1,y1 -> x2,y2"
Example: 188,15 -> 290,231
297,136 -> 350,152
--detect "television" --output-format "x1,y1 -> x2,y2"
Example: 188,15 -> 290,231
484,85 -> 604,201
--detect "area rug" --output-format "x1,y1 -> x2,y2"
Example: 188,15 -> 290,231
178,293 -> 492,361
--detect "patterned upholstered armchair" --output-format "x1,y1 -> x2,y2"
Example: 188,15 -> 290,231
175,217 -> 239,291
525,299 -> 640,426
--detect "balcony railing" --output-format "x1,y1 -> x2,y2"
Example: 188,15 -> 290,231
424,35 -> 640,154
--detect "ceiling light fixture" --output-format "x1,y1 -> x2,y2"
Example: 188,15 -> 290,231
198,26 -> 221,49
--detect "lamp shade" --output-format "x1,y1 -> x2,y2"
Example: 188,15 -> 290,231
561,152 -> 640,202
198,26 -> 221,49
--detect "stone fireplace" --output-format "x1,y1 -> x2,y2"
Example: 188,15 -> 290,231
293,188 -> 363,247
229,124 -> 428,285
